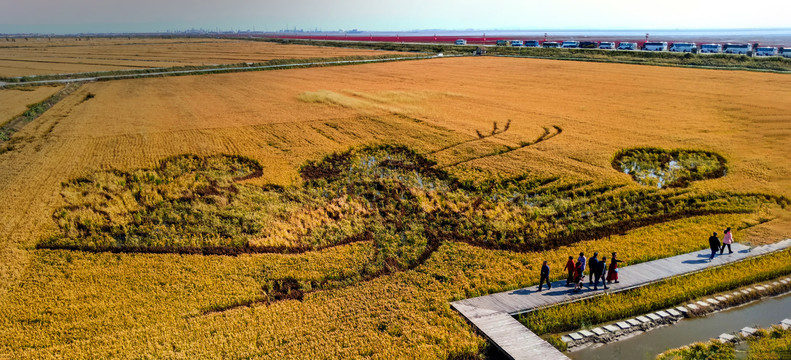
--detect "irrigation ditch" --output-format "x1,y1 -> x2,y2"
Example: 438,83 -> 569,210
452,239 -> 791,360
561,275 -> 791,359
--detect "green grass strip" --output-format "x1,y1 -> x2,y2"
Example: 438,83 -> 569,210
657,327 -> 791,360
0,83 -> 80,142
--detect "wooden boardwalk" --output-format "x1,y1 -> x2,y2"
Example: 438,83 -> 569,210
451,239 -> 791,360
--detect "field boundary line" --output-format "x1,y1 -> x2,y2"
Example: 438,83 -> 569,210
0,55 -> 457,88
250,38 -> 791,73
0,82 -> 81,146
36,232 -> 375,256
491,54 -> 791,74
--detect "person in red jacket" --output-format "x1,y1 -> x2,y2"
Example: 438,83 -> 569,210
573,260 -> 584,292
563,256 -> 575,285
606,252 -> 624,284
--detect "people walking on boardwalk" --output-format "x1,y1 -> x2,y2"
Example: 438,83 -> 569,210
720,227 -> 734,254
538,260 -> 551,291
577,252 -> 587,280
573,260 -> 584,292
588,252 -> 599,284
593,256 -> 608,290
563,256 -> 575,285
709,232 -> 721,261
606,252 -> 624,284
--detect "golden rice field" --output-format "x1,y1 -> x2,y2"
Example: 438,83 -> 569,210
0,85 -> 63,125
0,54 -> 790,358
0,37 -> 405,77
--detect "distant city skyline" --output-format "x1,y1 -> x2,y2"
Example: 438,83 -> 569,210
2,0 -> 791,34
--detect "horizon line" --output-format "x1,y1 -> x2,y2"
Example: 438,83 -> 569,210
3,27 -> 791,36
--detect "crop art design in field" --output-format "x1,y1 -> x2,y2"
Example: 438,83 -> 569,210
41,145 -> 787,305
613,148 -> 728,189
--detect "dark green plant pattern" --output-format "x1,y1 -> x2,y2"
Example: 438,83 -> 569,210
41,145 -> 787,305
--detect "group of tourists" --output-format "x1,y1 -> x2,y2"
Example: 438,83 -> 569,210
537,251 -> 625,292
537,226 -> 737,293
708,227 -> 735,261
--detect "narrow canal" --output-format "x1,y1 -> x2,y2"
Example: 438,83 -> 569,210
569,292 -> 791,360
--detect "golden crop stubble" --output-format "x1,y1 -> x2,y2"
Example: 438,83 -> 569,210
0,38 -> 407,77
0,56 -> 789,358
0,213 -> 760,358
0,85 -> 63,125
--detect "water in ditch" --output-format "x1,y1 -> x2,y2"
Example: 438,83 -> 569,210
569,292 -> 791,360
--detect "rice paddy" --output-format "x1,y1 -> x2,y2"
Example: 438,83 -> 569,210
0,85 -> 63,125
0,47 -> 789,358
0,37 -> 406,78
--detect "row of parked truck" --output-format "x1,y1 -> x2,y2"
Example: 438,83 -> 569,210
454,39 -> 791,57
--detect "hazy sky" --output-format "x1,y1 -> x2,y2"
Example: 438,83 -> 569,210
2,0 -> 791,34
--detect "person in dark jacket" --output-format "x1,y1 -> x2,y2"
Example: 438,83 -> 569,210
588,252 -> 599,284
563,256 -> 575,285
593,256 -> 608,290
708,232 -> 720,261
538,260 -> 551,291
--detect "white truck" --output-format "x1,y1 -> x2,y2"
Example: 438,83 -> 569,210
455,39 -> 467,46
754,47 -> 778,56
669,42 -> 696,52
699,44 -> 722,53
724,43 -> 752,55
782,48 -> 791,58
617,42 -> 638,50
561,40 -> 579,48
643,42 -> 668,51
510,40 -> 523,47
599,42 -> 616,49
